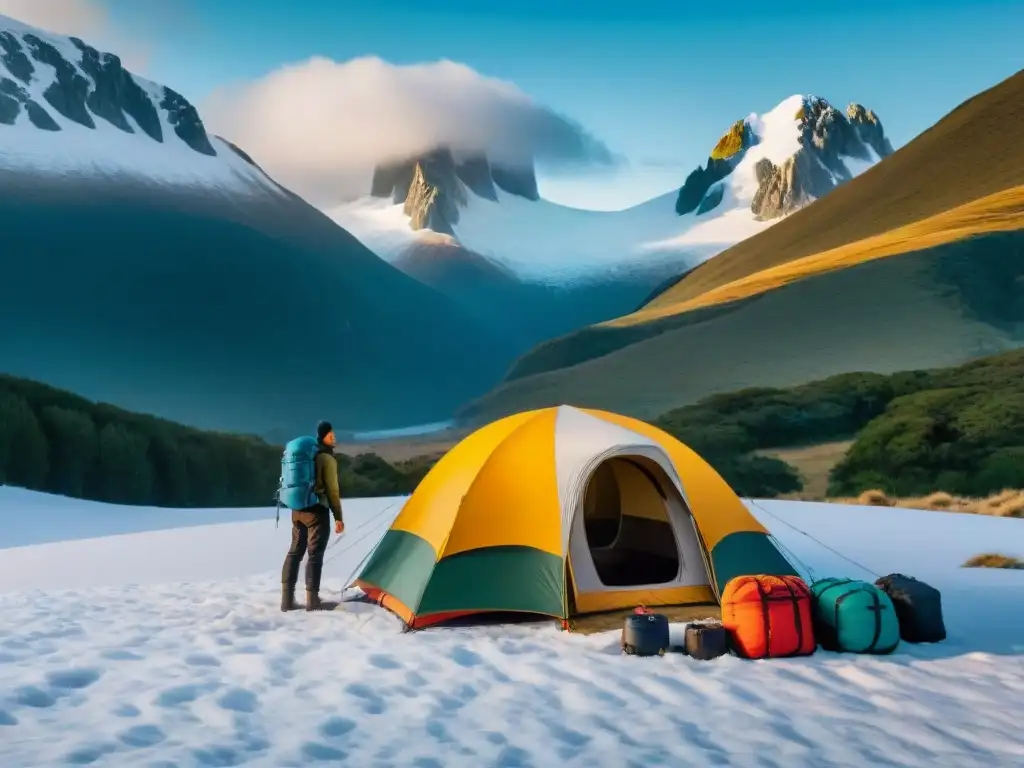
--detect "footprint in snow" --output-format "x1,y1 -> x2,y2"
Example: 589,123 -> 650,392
495,745 -> 533,768
14,685 -> 56,708
319,716 -> 357,739
47,668 -> 101,690
63,742 -> 117,765
368,653 -> 401,669
100,649 -> 144,661
449,645 -> 483,668
156,683 -> 205,707
301,742 -> 348,762
217,687 -> 258,713
344,683 -> 386,715
192,744 -> 246,767
117,724 -> 167,748
185,652 -> 221,667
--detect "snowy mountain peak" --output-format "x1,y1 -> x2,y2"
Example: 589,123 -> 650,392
332,92 -> 893,288
676,93 -> 893,219
1,16 -> 211,154
0,13 -> 271,191
369,145 -> 539,235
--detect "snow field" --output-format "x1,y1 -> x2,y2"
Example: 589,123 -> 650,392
1,491 -> 1023,766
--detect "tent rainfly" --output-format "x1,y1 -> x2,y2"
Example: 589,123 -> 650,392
352,405 -> 797,629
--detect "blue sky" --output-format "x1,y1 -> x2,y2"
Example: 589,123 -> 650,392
103,0 -> 1022,209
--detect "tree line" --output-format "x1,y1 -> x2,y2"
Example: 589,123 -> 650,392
0,375 -> 428,507
655,348 -> 1024,499
7,347 -> 1022,508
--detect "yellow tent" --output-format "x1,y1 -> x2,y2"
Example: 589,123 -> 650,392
354,405 -> 796,629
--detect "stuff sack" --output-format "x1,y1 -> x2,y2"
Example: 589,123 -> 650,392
721,575 -> 816,659
874,573 -> 947,643
622,609 -> 670,657
277,436 -> 321,511
684,620 -> 728,660
810,577 -> 900,654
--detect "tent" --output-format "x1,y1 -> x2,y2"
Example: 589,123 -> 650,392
352,405 -> 797,629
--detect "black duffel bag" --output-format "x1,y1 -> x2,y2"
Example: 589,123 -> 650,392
874,573 -> 946,643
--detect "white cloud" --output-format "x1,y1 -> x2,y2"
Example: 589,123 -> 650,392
0,0 -> 149,70
203,56 -> 621,207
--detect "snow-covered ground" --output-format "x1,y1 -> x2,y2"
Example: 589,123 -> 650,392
328,95 -> 882,283
1,488 -> 1023,767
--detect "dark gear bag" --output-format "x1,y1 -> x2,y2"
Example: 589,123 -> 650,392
874,573 -> 946,643
684,619 -> 729,660
622,608 -> 670,657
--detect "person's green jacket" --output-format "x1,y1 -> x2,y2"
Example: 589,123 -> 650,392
313,447 -> 343,522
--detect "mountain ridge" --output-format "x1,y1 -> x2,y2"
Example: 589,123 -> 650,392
0,13 -> 515,436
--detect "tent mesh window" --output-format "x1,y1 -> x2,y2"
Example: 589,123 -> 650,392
582,458 -> 681,587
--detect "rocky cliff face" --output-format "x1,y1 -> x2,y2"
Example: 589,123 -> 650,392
0,25 -> 216,156
675,120 -> 757,215
402,151 -> 468,234
750,97 -> 894,219
676,95 -> 894,221
370,146 -> 540,234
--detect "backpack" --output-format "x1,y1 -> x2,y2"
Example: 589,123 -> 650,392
810,577 -> 900,654
275,436 -> 321,523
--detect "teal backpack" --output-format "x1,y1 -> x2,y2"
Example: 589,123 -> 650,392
275,436 -> 320,524
810,577 -> 900,655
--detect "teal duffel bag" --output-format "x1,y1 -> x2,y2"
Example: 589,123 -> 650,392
810,577 -> 900,654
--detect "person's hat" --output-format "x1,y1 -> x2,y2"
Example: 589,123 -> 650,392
316,420 -> 333,441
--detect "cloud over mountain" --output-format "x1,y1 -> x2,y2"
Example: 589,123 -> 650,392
203,56 -> 620,207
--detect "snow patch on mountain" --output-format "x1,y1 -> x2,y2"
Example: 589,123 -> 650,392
0,13 -> 277,196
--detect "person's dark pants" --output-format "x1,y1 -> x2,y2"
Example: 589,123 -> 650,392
281,505 -> 331,592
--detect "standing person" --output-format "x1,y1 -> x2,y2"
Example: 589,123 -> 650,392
280,420 -> 346,612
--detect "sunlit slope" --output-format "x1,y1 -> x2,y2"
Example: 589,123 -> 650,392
615,184 -> 1024,327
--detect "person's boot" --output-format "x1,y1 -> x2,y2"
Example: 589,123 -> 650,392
281,584 -> 297,612
305,589 -> 339,612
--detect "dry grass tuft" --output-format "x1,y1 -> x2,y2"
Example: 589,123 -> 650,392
856,489 -> 894,507
963,553 -> 1024,569
832,488 -> 1024,517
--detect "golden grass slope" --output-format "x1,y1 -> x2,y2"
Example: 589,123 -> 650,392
614,184 -> 1024,327
649,66 -> 1024,309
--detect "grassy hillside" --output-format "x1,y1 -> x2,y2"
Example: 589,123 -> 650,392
458,68 -> 1024,422
0,374 -> 435,507
621,184 -> 1024,326
460,229 -> 1024,422
646,348 -> 1024,501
